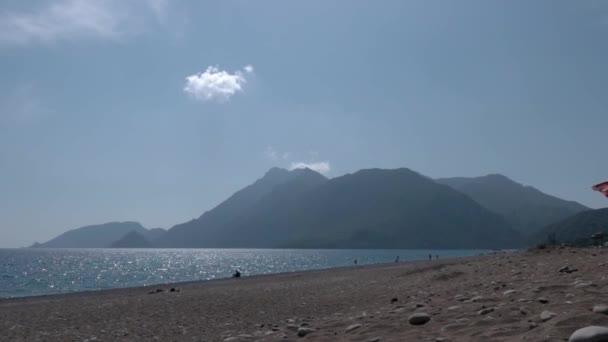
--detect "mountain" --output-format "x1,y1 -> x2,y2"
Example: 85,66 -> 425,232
533,208 -> 608,244
436,174 -> 588,235
158,167 -> 328,247
145,228 -> 167,241
160,168 -> 521,249
110,231 -> 152,248
32,222 -> 166,248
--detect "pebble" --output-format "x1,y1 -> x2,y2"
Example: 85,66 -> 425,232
593,305 -> 608,315
345,324 -> 362,333
503,290 -> 517,296
538,298 -> 549,304
297,327 -> 315,337
478,307 -> 495,315
540,310 -> 557,322
408,313 -> 431,325
471,295 -> 484,302
568,326 -> 608,342
447,305 -> 461,311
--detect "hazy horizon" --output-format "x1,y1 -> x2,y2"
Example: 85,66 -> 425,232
2,0 -> 608,247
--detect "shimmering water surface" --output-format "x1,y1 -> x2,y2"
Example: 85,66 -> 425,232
0,248 -> 487,298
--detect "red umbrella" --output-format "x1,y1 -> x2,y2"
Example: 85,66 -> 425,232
592,181 -> 608,198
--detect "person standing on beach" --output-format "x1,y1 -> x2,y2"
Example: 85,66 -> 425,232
395,256 -> 400,262
428,254 -> 432,260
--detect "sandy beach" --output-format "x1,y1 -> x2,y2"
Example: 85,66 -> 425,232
1,248 -> 608,342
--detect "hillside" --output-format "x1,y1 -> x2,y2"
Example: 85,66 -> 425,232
33,223 -> 166,248
160,168 -> 522,249
436,174 -> 588,235
534,208 -> 608,244
110,231 -> 152,248
158,167 -> 328,247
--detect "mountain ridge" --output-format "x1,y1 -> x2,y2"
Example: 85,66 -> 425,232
436,174 -> 588,235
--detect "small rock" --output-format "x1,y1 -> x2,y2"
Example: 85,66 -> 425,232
408,313 -> 431,325
538,298 -> 549,304
593,305 -> 608,315
345,324 -> 362,333
368,338 -> 381,342
391,297 -> 398,304
540,310 -> 557,322
471,295 -> 484,302
568,326 -> 608,342
503,290 -> 517,296
297,327 -> 315,337
478,307 -> 495,315
447,305 -> 461,311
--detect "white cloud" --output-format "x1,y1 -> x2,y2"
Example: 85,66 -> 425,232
264,146 -> 291,162
289,161 -> 331,175
264,146 -> 279,161
184,66 -> 252,102
244,64 -> 254,73
0,0 -> 168,45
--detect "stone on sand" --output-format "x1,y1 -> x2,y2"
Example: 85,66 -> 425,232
478,307 -> 495,315
593,305 -> 608,315
345,324 -> 362,333
568,326 -> 608,342
297,327 -> 315,337
540,310 -> 557,321
408,313 -> 431,325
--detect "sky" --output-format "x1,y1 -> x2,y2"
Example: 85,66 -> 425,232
1,0 -> 608,247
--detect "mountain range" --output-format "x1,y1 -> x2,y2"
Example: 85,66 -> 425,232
32,167 -> 595,249
436,174 -> 588,236
31,222 -> 166,248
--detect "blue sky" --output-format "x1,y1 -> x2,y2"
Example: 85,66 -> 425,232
1,0 -> 607,247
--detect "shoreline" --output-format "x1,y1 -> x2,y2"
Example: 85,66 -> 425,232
3,247 -> 606,341
1,252 -> 486,302
0,248 -> 493,301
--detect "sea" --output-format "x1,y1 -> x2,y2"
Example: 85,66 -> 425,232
0,248 -> 488,298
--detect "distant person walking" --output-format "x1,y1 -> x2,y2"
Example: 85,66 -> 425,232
435,254 -> 439,260
395,256 -> 400,263
428,254 -> 432,261
354,259 -> 357,265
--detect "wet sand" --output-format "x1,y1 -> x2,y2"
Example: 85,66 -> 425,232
1,247 -> 608,341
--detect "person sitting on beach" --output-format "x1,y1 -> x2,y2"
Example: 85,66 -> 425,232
232,270 -> 241,278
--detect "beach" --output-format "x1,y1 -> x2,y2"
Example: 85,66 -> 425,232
1,248 -> 608,341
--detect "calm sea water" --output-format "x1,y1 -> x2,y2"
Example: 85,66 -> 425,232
0,248 -> 487,298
